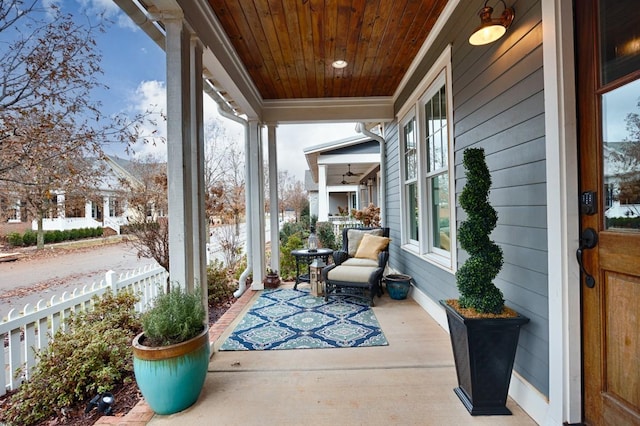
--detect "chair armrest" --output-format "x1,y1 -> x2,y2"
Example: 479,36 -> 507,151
377,251 -> 389,268
333,250 -> 349,265
321,264 -> 337,282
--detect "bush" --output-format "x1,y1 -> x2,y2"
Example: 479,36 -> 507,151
7,232 -> 23,247
279,221 -> 306,246
141,286 -> 205,347
22,230 -> 36,246
0,291 -> 141,426
207,259 -> 235,305
316,221 -> 338,250
279,232 -> 304,280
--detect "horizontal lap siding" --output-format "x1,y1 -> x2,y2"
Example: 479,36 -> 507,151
388,0 -> 548,396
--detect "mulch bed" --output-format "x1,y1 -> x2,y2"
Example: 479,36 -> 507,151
0,242 -> 237,426
0,299 -> 235,426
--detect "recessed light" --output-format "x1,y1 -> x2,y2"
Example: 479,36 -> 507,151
332,60 -> 348,69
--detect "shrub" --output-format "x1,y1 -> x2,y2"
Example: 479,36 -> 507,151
22,230 -> 36,246
233,254 -> 248,281
279,221 -> 306,246
279,232 -> 304,280
455,148 -> 504,314
207,259 -> 235,305
0,291 -> 141,426
316,221 -> 338,250
141,285 -> 205,347
7,232 -> 23,247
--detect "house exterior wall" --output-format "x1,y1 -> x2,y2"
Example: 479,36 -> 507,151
385,0 -> 548,398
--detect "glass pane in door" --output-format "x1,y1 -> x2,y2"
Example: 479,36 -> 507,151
599,0 -> 640,85
602,79 -> 640,231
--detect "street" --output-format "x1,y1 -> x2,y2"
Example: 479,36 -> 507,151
0,241 -> 157,318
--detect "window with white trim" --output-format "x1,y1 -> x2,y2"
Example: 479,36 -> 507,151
398,48 -> 455,270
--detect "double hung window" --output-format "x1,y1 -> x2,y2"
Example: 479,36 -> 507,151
398,48 -> 455,270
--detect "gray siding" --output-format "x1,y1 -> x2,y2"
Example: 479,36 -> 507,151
385,0 -> 548,396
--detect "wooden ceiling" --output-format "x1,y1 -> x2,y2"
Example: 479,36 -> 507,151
207,0 -> 449,100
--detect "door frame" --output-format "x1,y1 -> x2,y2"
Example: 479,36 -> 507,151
541,0 -> 582,424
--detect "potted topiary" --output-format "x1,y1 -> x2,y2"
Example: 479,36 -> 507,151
132,285 -> 209,415
440,148 -> 529,416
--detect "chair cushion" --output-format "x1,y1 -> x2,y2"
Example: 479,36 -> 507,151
342,258 -> 379,267
354,234 -> 390,261
347,228 -> 384,256
327,265 -> 379,283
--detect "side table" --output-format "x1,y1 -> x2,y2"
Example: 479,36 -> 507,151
290,248 -> 333,290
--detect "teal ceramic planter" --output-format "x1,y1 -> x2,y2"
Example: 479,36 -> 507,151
133,327 -> 210,415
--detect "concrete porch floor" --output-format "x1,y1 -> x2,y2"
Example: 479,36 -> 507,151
137,283 -> 537,426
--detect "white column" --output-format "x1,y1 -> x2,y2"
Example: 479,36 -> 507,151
248,120 -> 265,289
318,164 -> 328,221
267,124 -> 280,273
103,196 -> 110,220
541,0 -> 581,424
165,15 -> 196,290
189,37 -> 207,297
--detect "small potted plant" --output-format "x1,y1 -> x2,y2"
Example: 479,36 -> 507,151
263,268 -> 280,288
440,148 -> 529,415
132,285 -> 209,415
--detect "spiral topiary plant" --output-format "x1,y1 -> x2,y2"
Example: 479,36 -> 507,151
455,148 -> 505,314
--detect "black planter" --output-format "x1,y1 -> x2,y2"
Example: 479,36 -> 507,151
440,300 -> 529,415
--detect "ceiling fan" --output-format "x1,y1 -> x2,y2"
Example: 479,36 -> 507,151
345,164 -> 360,177
341,174 -> 350,185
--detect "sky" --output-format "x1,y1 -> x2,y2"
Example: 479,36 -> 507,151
55,0 -> 362,182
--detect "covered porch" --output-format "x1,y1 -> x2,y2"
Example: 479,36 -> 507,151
105,285 -> 536,425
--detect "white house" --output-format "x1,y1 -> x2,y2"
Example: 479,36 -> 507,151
304,135 -> 381,221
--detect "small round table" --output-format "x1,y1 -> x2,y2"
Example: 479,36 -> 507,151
290,248 -> 333,290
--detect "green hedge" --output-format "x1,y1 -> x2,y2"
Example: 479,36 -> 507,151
6,227 -> 104,247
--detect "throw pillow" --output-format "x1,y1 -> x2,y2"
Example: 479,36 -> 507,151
347,228 -> 384,256
354,233 -> 390,261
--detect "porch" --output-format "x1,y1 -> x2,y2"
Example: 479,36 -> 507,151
107,286 -> 536,425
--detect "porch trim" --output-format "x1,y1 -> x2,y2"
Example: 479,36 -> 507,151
542,0 -> 582,424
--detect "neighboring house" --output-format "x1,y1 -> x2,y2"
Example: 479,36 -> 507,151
304,135 -> 381,221
34,156 -> 140,234
4,156 -> 150,235
117,1 -> 640,425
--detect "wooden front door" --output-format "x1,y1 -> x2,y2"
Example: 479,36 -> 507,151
576,1 -> 640,424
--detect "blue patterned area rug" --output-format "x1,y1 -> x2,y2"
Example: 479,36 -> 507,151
219,288 -> 388,351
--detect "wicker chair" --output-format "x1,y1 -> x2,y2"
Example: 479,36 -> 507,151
322,227 -> 390,306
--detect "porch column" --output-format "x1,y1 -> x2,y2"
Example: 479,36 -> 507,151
189,37 -> 207,299
103,196 -> 110,220
164,15 -> 206,292
267,124 -> 280,273
248,120 -> 265,289
318,164 -> 328,221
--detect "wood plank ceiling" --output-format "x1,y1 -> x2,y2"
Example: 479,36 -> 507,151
208,0 -> 449,100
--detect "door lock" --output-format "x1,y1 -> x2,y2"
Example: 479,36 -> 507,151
576,228 -> 598,288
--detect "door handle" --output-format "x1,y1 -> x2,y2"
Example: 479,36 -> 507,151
576,228 -> 598,288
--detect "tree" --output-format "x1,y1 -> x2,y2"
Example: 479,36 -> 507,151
0,3 -> 162,248
278,170 -> 307,222
116,156 -> 169,272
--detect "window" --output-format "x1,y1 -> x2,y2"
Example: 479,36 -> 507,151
402,116 -> 419,242
398,47 -> 455,270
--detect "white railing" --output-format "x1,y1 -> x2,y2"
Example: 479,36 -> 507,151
0,264 -> 167,396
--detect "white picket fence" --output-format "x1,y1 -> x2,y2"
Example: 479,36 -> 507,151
0,264 -> 168,396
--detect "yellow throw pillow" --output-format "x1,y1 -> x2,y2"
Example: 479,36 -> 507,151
354,233 -> 390,261
347,228 -> 383,256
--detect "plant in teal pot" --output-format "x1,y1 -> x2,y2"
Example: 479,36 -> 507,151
132,286 -> 209,415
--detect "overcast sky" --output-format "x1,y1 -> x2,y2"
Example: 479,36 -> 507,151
57,0 -> 360,182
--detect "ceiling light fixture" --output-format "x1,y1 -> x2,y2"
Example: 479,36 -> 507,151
468,0 -> 515,46
332,60 -> 348,69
